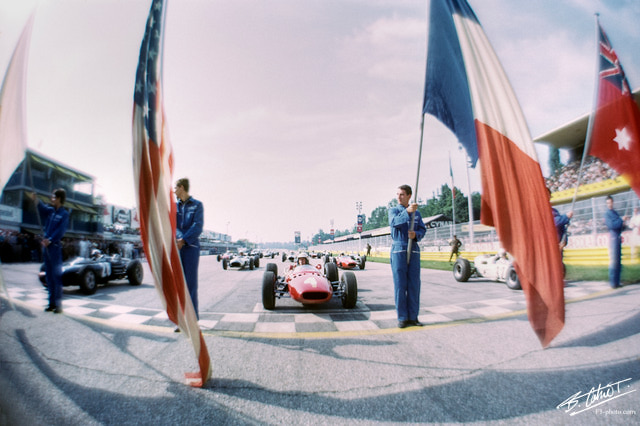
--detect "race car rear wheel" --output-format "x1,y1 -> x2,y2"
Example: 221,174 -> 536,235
253,256 -> 260,269
453,258 -> 472,282
222,258 -> 228,270
249,258 -> 255,270
359,258 -> 366,270
127,262 -> 143,286
341,272 -> 358,309
325,262 -> 339,283
262,271 -> 276,310
79,269 -> 97,295
505,266 -> 521,290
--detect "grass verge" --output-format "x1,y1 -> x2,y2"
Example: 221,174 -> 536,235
367,257 -> 640,284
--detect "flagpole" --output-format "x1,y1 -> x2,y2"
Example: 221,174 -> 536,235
570,13 -> 602,212
407,114 -> 425,264
465,153 -> 474,244
449,151 -> 455,239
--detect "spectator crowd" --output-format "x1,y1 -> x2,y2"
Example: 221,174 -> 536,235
545,156 -> 618,193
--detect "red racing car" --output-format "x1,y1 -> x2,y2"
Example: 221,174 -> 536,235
331,253 -> 366,270
261,255 -> 358,310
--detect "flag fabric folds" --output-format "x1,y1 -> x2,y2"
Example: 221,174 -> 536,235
0,11 -> 35,193
132,0 -> 211,386
423,0 -> 565,347
587,19 -> 640,197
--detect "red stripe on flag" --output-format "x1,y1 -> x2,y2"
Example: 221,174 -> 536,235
476,122 -> 565,347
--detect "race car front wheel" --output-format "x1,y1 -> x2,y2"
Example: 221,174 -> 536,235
340,272 -> 358,309
262,271 -> 276,310
79,269 -> 97,295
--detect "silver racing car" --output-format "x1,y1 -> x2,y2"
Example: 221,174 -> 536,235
452,250 -> 521,290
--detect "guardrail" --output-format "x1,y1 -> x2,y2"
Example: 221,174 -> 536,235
357,248 -> 639,266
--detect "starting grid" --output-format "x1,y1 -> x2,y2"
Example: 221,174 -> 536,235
4,281 -> 612,335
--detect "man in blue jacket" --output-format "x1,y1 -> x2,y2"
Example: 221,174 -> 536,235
32,189 -> 69,313
604,195 -> 628,288
175,178 -> 204,322
388,184 -> 427,328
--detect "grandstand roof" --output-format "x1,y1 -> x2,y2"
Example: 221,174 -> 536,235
533,89 -> 640,149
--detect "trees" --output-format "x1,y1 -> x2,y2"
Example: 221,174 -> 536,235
419,184 -> 480,224
310,185 -> 481,245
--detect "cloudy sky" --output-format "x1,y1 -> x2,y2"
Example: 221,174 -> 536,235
1,0 -> 639,243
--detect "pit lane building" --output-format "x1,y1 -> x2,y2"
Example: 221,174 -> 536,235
0,149 -> 234,260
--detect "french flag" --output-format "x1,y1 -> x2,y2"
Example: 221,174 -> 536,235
423,0 -> 565,347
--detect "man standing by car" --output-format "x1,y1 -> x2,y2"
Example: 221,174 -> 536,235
388,184 -> 426,328
32,189 -> 69,313
448,235 -> 462,262
175,178 -> 204,324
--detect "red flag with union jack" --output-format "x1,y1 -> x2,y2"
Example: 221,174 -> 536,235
587,18 -> 640,197
132,0 -> 211,387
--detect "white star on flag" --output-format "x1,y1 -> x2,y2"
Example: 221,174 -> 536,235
613,127 -> 633,150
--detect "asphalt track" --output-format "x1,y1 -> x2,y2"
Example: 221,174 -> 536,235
1,256 -> 639,425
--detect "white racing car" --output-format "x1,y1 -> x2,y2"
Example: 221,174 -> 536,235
452,251 -> 521,290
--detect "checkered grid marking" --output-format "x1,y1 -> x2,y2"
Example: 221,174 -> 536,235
5,281 -> 610,333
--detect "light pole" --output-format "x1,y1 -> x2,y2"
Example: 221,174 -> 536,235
356,201 -> 363,254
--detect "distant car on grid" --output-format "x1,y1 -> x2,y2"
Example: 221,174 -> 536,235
329,253 -> 366,270
222,251 -> 260,271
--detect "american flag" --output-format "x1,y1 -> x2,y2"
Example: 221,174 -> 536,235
132,0 -> 211,387
587,19 -> 640,197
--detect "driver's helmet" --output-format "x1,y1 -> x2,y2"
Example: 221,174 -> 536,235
297,253 -> 309,265
497,248 -> 507,259
90,249 -> 102,259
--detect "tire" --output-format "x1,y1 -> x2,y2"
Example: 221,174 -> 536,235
254,256 -> 260,268
341,272 -> 358,309
505,265 -> 522,290
39,265 -> 47,286
282,253 -> 286,262
453,258 -> 472,282
217,255 -> 221,262
127,261 -> 143,286
266,263 -> 278,276
325,262 -> 339,283
79,269 -> 97,295
262,271 -> 276,310
359,258 -> 366,270
249,258 -> 255,270
222,258 -> 228,270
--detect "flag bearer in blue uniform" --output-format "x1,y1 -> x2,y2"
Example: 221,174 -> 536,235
604,195 -> 628,288
388,184 -> 427,328
32,189 -> 69,313
175,178 -> 204,323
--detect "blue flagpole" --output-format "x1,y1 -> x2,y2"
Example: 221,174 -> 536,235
407,114 -> 425,264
